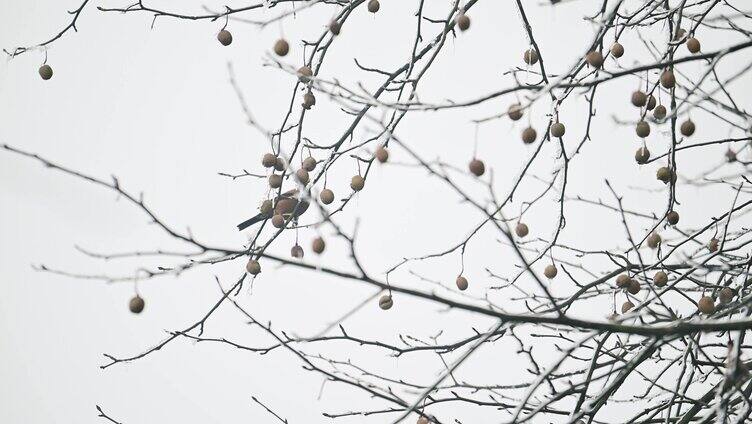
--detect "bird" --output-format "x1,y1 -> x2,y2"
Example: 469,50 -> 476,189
237,189 -> 310,231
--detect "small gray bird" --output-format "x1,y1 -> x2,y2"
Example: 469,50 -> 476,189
237,189 -> 310,231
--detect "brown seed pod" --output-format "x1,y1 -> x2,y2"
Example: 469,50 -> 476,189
635,121 -> 650,138
719,287 -> 735,304
268,174 -> 283,189
544,264 -> 558,279
686,37 -> 701,54
698,296 -> 715,314
586,51 -> 604,68
217,29 -> 233,46
680,119 -> 695,137
262,153 -> 277,168
616,274 -> 631,288
39,64 -> 53,80
291,244 -> 304,259
522,127 -> 537,144
631,91 -> 647,107
515,222 -> 529,238
653,271 -> 668,287
259,199 -> 273,216
610,42 -> 624,58
312,237 -> 326,254
272,214 -> 286,228
656,166 -> 676,184
660,70 -> 676,89
273,39 -> 289,56
621,300 -> 635,313
666,210 -> 680,225
417,417 -> 430,424
129,295 -> 145,314
320,188 -> 335,205
274,157 -> 287,172
298,65 -> 313,83
708,237 -> 719,252
456,14 -> 470,31
329,20 -> 342,36
508,104 -> 523,121
375,146 -> 389,163
456,276 -> 469,291
295,168 -> 310,185
646,95 -> 656,111
302,156 -> 317,172
725,149 -> 737,163
350,175 -> 365,191
367,0 -> 380,13
302,92 -> 316,109
647,232 -> 662,249
468,159 -> 485,177
246,259 -> 261,275
674,28 -> 687,41
550,122 -> 565,138
627,279 -> 641,295
523,49 -> 539,65
653,105 -> 667,120
379,294 -> 393,310
635,146 -> 650,164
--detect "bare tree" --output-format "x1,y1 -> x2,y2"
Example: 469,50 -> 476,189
4,0 -> 752,423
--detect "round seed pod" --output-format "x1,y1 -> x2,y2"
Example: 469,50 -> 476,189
312,237 -> 325,254
635,147 -> 650,164
631,91 -> 647,107
550,122 -> 565,138
417,417 -> 430,424
674,28 -> 687,41
129,295 -> 145,314
246,259 -> 261,275
375,146 -> 389,163
660,70 -> 676,89
39,64 -> 53,80
523,49 -> 539,65
647,232 -> 662,249
621,300 -> 635,313
627,279 -> 641,294
268,174 -> 283,189
259,199 -> 273,216
646,95 -> 657,111
298,65 -> 313,83
379,294 -> 393,310
522,127 -> 537,144
725,149 -> 737,163
217,29 -> 233,46
320,188 -> 335,205
272,214 -> 286,228
329,20 -> 342,36
291,244 -> 304,259
469,159 -> 485,177
653,105 -> 667,120
698,296 -> 715,314
515,222 -> 529,238
262,153 -> 277,168
302,157 -> 317,172
295,168 -> 310,185
616,274 -> 631,288
666,211 -> 680,225
686,37 -> 701,54
302,92 -> 316,109
656,166 -> 672,184
274,157 -> 287,172
274,39 -> 290,56
508,104 -> 523,121
610,42 -> 624,58
708,237 -> 719,252
654,271 -> 668,287
680,119 -> 695,137
456,14 -> 470,31
367,0 -> 380,13
456,276 -> 468,291
544,264 -> 557,279
586,51 -> 604,68
635,121 -> 650,138
350,175 -> 365,191
719,287 -> 735,304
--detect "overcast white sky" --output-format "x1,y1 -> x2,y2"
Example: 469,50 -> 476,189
1,1 -> 751,423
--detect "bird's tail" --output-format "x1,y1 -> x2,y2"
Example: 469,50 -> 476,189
237,213 -> 264,231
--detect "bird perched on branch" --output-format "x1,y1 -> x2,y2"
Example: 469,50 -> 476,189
237,189 -> 310,231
